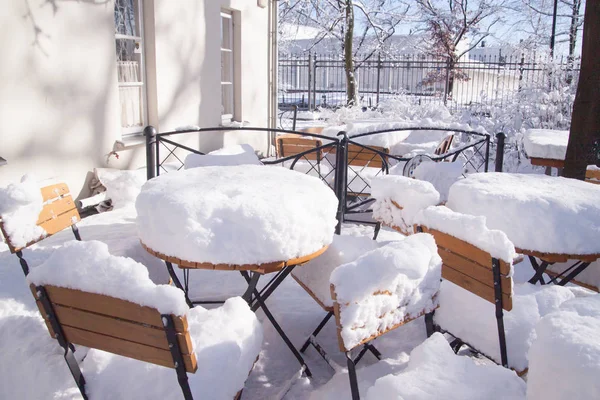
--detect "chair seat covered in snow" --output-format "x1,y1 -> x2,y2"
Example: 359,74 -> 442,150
414,206 -> 577,373
27,240 -> 263,400
329,233 -> 442,399
0,178 -> 81,276
371,175 -> 441,236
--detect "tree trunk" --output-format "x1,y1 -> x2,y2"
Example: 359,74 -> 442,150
566,0 -> 582,84
344,0 -> 358,106
563,0 -> 600,179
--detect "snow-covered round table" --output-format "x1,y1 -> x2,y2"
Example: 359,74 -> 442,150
136,165 -> 339,377
446,173 -> 600,286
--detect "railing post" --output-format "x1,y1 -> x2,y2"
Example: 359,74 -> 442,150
495,132 -> 506,172
292,105 -> 298,131
443,57 -> 450,106
334,132 -> 349,234
484,134 -> 491,172
307,52 -> 313,110
376,52 -> 382,106
144,125 -> 157,180
313,53 -> 318,109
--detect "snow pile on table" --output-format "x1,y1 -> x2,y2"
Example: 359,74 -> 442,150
292,234 -> 381,308
414,206 -> 516,263
523,129 -> 568,160
136,165 -> 338,265
412,161 -> 464,202
84,296 -> 263,400
0,175 -> 46,249
371,175 -> 440,234
96,168 -> 146,208
27,240 -> 189,316
435,280 -> 576,371
446,173 -> 600,255
330,233 -> 441,350
185,144 -> 261,168
365,333 -> 526,400
527,295 -> 600,400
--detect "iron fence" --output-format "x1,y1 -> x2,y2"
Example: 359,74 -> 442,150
279,53 -> 581,114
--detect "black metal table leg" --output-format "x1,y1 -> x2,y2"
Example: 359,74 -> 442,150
165,261 -> 194,308
240,271 -> 312,377
528,256 -> 549,285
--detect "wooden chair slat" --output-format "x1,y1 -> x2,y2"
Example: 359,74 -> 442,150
62,325 -> 198,373
36,285 -> 188,333
421,227 -> 511,275
438,248 -> 512,295
278,137 -> 322,146
291,275 -> 333,312
279,145 -> 321,160
37,195 -> 78,225
442,265 -> 513,311
39,208 -> 81,237
434,135 -> 454,155
40,183 -> 70,202
586,169 -> 600,181
52,303 -> 194,354
529,158 -> 564,168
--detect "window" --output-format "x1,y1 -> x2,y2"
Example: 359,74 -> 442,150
221,11 -> 235,123
114,0 -> 146,134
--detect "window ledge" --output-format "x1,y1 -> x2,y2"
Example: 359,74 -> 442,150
220,120 -> 250,128
113,135 -> 146,151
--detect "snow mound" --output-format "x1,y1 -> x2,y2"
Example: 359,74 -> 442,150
96,168 -> 146,208
414,206 -> 516,264
523,129 -> 568,160
330,233 -> 441,350
435,280 -> 576,371
446,173 -> 600,255
413,161 -> 464,202
136,165 -> 338,265
292,234 -> 381,308
185,144 -> 261,168
372,175 -> 440,234
365,333 -> 526,400
83,297 -> 263,400
0,175 -> 46,249
527,296 -> 600,400
27,240 -> 189,316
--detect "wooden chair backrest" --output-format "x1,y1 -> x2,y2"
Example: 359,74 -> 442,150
31,284 -> 198,373
330,144 -> 389,168
434,135 -> 454,156
276,134 -> 323,161
419,226 -> 513,311
586,168 -> 600,185
0,183 -> 80,253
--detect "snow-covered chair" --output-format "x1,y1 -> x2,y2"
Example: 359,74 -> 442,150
27,240 -> 262,400
275,132 -> 335,185
371,175 -> 441,236
329,233 -> 442,399
414,206 -> 576,374
0,179 -> 81,276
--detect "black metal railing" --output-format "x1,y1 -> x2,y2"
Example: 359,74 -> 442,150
144,125 -> 491,231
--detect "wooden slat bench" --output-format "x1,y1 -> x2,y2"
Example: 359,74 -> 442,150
0,182 -> 81,275
31,283 -> 199,399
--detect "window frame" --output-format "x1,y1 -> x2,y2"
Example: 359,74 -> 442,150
220,10 -> 235,124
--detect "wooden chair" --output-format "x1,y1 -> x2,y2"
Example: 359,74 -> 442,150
0,183 -> 81,276
300,234 -> 441,400
434,134 -> 455,156
586,167 -> 600,185
31,283 -> 198,399
276,129 -> 335,185
417,215 -> 513,370
330,144 -> 390,198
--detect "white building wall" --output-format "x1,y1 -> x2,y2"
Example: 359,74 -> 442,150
0,0 -> 271,197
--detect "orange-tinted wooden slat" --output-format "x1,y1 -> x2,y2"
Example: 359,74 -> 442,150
37,196 -> 78,225
38,208 -> 81,236
62,325 -> 197,373
434,135 -> 454,155
438,248 -> 512,295
586,168 -> 600,180
420,227 -> 511,275
40,183 -> 70,202
529,157 -> 565,168
39,285 -> 188,333
442,265 -> 512,311
278,137 -> 322,146
52,304 -> 193,354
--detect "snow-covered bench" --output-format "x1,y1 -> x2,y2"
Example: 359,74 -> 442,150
27,240 -> 263,400
327,233 -> 442,399
414,206 -> 576,373
0,179 -> 81,276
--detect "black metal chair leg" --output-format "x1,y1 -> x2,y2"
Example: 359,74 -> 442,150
71,224 -> 82,241
365,343 -> 382,360
372,222 -> 381,241
15,250 -> 30,276
425,311 -> 436,337
64,346 -> 88,400
300,312 -> 334,353
346,351 -> 360,400
165,261 -> 194,308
